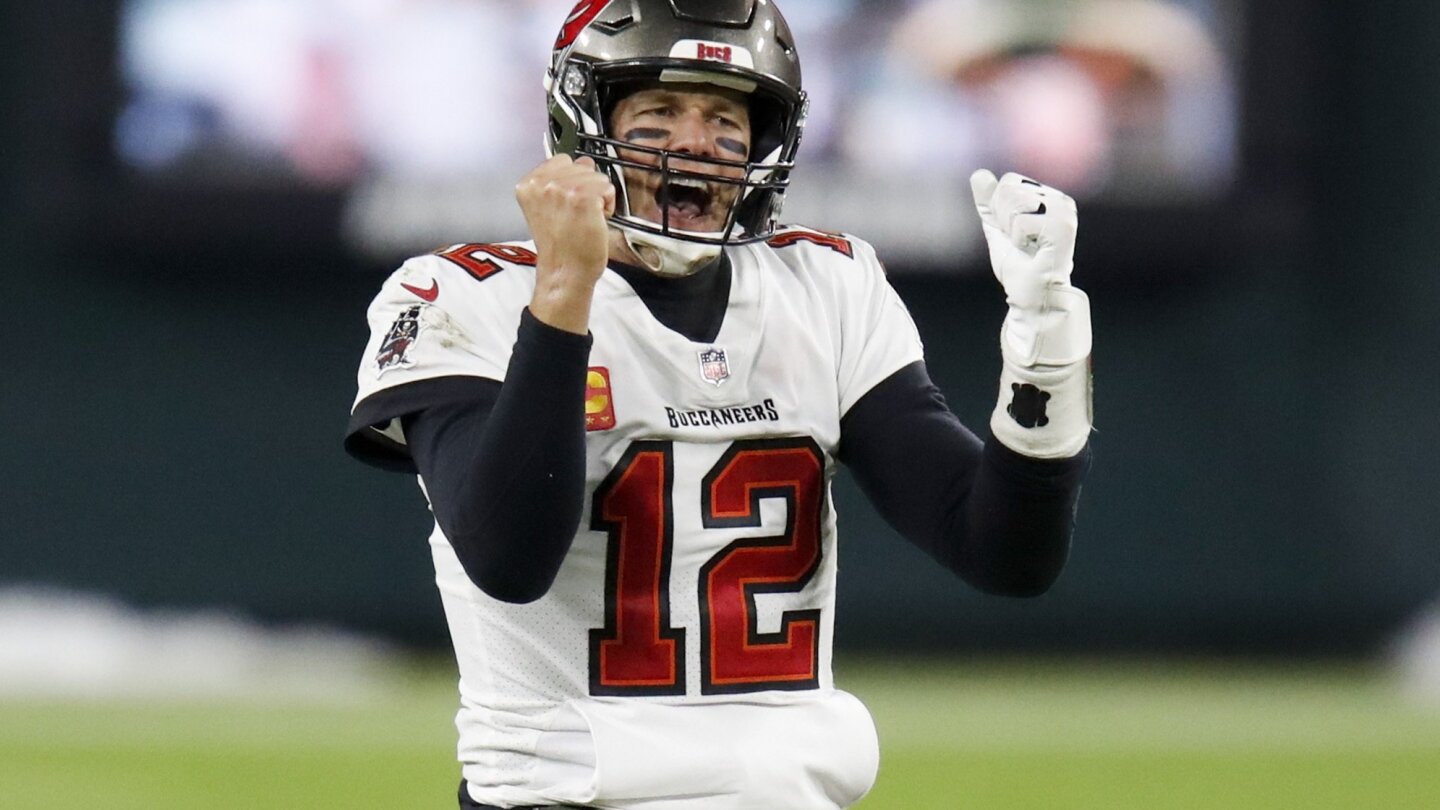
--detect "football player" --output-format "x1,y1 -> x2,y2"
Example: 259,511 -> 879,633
345,0 -> 1092,807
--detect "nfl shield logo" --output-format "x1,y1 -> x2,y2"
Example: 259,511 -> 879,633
698,347 -> 730,386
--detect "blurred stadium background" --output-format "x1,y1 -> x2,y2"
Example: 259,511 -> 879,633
2,1 -> 1439,807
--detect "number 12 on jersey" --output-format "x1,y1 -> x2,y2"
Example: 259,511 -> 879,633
588,438 -> 826,696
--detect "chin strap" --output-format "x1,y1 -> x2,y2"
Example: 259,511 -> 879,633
622,229 -> 723,277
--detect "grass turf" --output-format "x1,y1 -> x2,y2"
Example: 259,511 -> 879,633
844,659 -> 1440,809
3,658 -> 1438,809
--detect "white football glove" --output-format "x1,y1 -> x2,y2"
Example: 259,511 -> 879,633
970,170 -> 1091,368
971,169 -> 1093,458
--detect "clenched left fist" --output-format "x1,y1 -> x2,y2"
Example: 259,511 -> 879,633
970,170 -> 1091,368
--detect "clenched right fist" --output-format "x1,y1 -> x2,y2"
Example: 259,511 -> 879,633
516,155 -> 617,334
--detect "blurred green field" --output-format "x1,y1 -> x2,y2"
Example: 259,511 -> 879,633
4,657 -> 1439,809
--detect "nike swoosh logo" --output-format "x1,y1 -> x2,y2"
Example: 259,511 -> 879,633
401,279 -> 440,302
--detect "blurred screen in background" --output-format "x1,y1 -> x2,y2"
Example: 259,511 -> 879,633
114,0 -> 1240,263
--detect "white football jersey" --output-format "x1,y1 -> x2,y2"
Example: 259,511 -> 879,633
351,229 -> 924,809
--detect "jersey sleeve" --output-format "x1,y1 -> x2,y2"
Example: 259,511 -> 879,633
346,251 -> 531,470
834,238 -> 926,417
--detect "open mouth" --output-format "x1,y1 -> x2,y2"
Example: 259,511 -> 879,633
655,176 -> 716,230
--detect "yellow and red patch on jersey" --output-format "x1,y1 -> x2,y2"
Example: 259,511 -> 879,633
585,367 -> 616,432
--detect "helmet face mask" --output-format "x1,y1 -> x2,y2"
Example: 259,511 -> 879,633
545,0 -> 807,272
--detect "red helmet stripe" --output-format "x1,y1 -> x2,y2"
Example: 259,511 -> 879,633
555,0 -> 614,50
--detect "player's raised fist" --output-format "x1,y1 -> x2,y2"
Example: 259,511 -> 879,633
969,170 -> 1079,314
516,154 -> 617,288
970,169 -> 1089,367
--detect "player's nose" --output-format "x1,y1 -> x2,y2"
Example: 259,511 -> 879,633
666,110 -> 717,157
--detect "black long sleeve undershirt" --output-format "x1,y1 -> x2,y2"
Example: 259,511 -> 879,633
394,314 -> 1088,603
401,309 -> 591,603
836,362 -> 1088,596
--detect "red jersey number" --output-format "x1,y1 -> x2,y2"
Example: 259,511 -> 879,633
434,243 -> 538,282
589,438 -> 825,696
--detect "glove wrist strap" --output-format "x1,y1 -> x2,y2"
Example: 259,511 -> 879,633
1002,285 -> 1092,367
990,350 -> 1093,460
